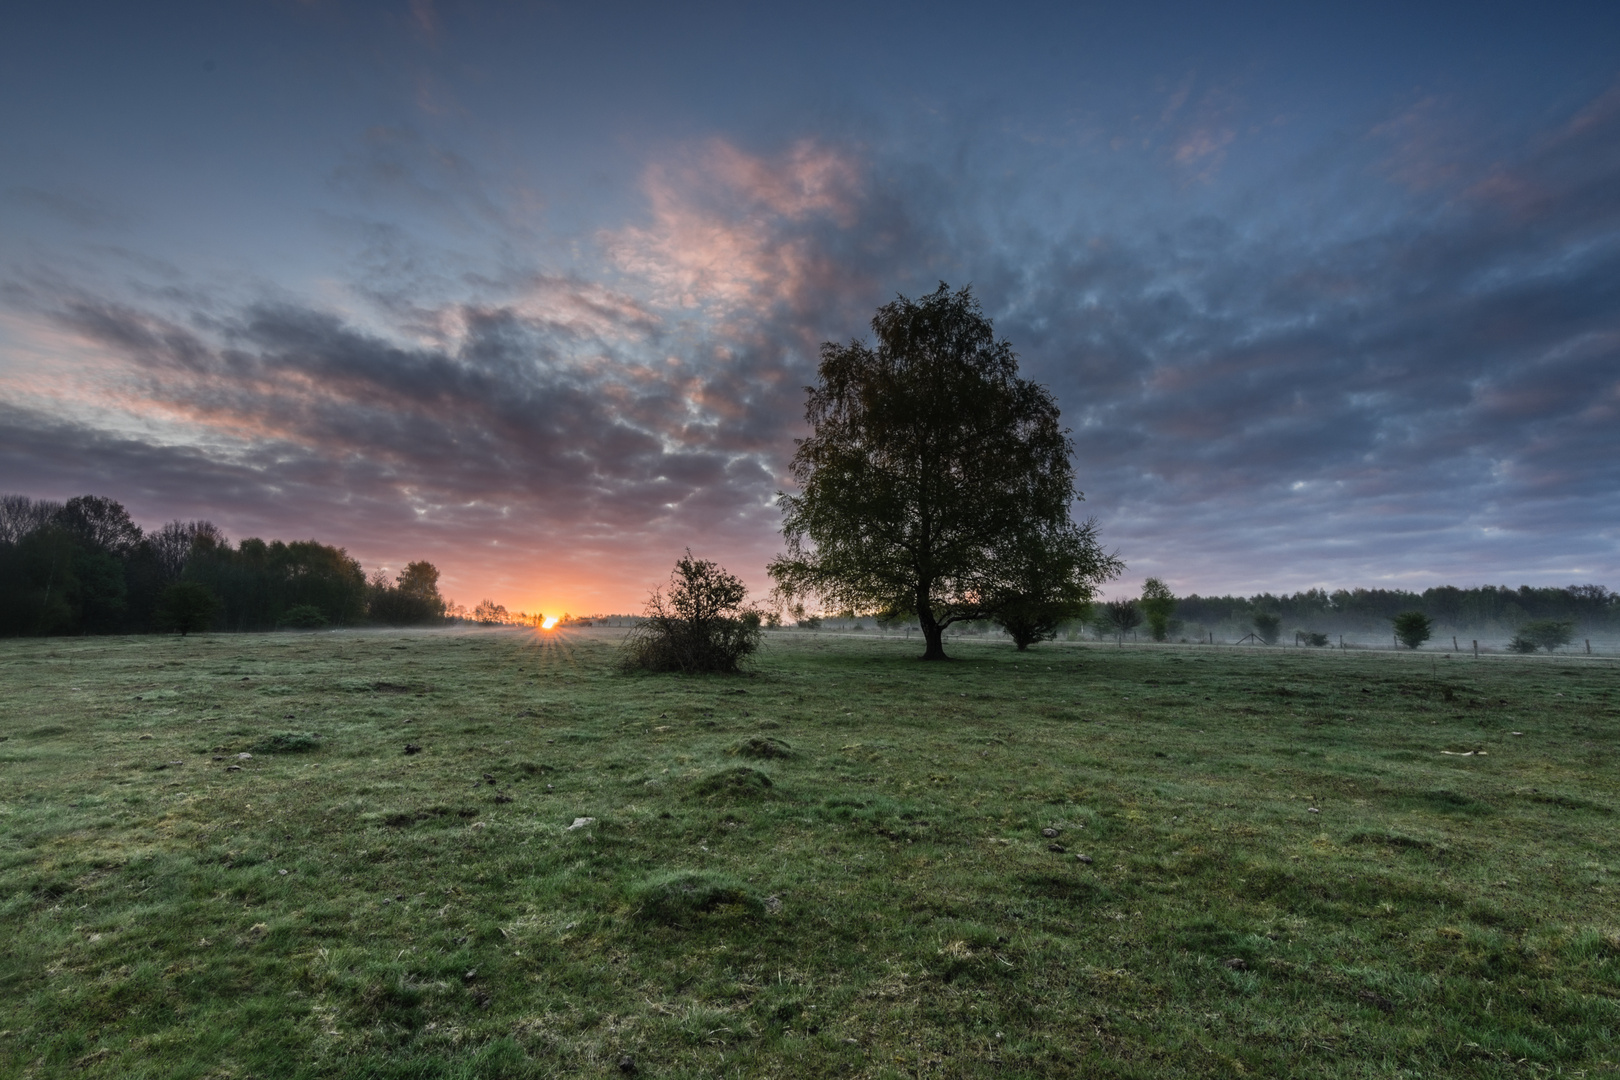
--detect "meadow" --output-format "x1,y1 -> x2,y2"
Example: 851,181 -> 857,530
1,627 -> 1616,1079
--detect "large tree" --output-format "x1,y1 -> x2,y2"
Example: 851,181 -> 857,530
770,283 -> 1120,660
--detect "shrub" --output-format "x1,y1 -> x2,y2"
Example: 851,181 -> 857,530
1139,578 -> 1176,642
1301,631 -> 1330,647
1392,610 -> 1432,649
1518,619 -> 1574,653
621,552 -> 761,673
1507,635 -> 1539,654
153,582 -> 221,636
1251,611 -> 1281,645
278,604 -> 328,630
1102,600 -> 1142,643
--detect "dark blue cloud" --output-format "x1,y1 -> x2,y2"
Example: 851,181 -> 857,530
2,4 -> 1617,607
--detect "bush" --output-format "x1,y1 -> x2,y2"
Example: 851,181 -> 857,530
620,552 -> 762,673
278,604 -> 328,630
1518,619 -> 1574,653
1252,611 -> 1281,645
1101,600 -> 1142,642
1301,631 -> 1330,647
1140,578 -> 1176,642
1392,610 -> 1432,649
153,582 -> 221,636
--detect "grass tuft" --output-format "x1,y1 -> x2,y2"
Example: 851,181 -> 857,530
728,735 -> 793,759
626,870 -> 765,924
689,765 -> 774,798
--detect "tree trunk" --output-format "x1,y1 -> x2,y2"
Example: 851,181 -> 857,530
916,592 -> 948,660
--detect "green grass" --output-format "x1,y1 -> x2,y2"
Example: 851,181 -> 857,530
1,627 -> 1617,1078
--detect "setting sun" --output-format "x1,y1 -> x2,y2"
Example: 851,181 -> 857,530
541,616 -> 558,629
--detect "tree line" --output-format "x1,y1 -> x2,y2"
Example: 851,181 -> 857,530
1173,585 -> 1617,634
0,493 -> 448,636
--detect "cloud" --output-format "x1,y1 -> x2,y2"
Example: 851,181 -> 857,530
987,83 -> 1620,593
3,91 -> 1618,608
5,186 -> 133,230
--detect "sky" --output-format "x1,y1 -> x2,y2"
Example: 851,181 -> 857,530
3,1 -> 1618,616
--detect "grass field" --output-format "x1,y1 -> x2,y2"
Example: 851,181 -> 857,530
1,628 -> 1617,1079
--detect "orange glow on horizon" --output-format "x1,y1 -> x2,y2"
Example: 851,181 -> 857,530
541,615 -> 559,629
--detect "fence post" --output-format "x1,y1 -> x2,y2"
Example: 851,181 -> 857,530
1473,639 -> 1479,658
1453,635 -> 1459,652
1587,639 -> 1592,655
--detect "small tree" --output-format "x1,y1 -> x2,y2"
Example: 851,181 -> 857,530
1251,611 -> 1281,645
989,520 -> 1113,650
1518,619 -> 1574,653
770,284 -> 1119,661
1103,599 -> 1142,644
622,552 -> 762,674
154,582 -> 221,636
1139,578 -> 1176,642
1392,610 -> 1432,650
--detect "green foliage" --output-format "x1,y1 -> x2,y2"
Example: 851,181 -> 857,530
1175,583 -> 1618,633
1518,618 -> 1575,652
1102,598 -> 1143,641
621,552 -> 761,673
1139,577 -> 1177,642
277,603 -> 329,629
988,521 -> 1111,650
1251,611 -> 1282,645
154,581 -> 222,635
771,283 -> 1119,660
370,560 -> 448,625
184,535 -> 367,630
1300,631 -> 1331,647
1392,609 -> 1433,649
1507,634 -> 1539,653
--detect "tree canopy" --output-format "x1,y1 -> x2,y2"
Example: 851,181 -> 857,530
1392,610 -> 1433,649
770,284 -> 1119,659
1139,578 -> 1176,642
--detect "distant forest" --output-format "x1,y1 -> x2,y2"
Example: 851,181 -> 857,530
0,493 -> 451,637
1173,585 -> 1618,636
3,491 -> 1615,639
